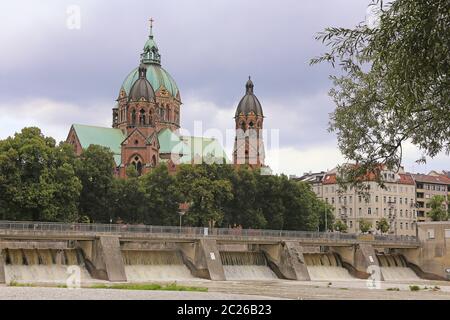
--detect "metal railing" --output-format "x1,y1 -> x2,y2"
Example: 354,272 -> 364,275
0,220 -> 418,244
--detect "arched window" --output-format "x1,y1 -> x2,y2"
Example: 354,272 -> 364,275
151,155 -> 157,167
131,155 -> 143,176
131,109 -> 136,126
149,110 -> 153,126
139,109 -> 146,125
240,121 -> 246,131
167,105 -> 171,121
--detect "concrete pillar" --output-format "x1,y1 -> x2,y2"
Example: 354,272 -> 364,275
0,250 -> 5,284
179,239 -> 225,281
261,241 -> 310,281
354,244 -> 381,280
198,239 -> 226,281
90,237 -> 127,282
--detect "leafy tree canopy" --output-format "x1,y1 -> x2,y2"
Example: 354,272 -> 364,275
312,0 -> 449,190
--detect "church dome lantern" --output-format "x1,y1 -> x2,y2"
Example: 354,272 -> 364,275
119,19 -> 180,101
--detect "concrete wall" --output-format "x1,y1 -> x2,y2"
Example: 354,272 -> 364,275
0,250 -> 5,284
261,242 -> 310,281
179,239 -> 225,281
332,244 -> 377,279
79,237 -> 127,282
396,222 -> 450,279
0,241 -> 70,250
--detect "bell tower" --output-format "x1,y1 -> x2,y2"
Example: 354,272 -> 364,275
233,77 -> 265,167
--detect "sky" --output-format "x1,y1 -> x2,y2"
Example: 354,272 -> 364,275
0,0 -> 448,176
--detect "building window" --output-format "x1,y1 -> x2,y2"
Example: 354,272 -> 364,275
350,221 -> 353,228
400,222 -> 403,230
400,209 -> 403,217
375,196 -> 379,202
358,196 -> 362,203
349,208 -> 353,216
331,197 -> 335,204
359,208 -> 362,215
427,229 -> 435,239
406,223 -> 408,230
384,196 -> 386,203
400,197 -> 403,204
445,229 -> 450,238
375,208 -> 379,215
368,207 -> 372,215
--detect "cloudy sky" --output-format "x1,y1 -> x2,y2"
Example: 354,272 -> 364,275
0,0 -> 448,175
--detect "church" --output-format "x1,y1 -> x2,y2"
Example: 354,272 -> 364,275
66,22 -> 266,177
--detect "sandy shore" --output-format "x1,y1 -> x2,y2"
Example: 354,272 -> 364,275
2,278 -> 450,300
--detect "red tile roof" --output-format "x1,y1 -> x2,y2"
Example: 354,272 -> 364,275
322,172 -> 414,185
411,173 -> 450,185
322,173 -> 337,185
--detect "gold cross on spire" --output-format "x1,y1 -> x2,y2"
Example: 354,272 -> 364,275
149,18 -> 154,29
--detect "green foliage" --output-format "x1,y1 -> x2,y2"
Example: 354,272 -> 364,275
176,164 -> 233,228
0,127 -> 337,231
358,219 -> 372,233
0,127 -> 81,222
75,145 -> 116,223
376,218 -> 390,234
428,195 -> 449,221
409,285 -> 421,291
139,164 -> 181,225
333,219 -> 348,233
311,0 -> 450,190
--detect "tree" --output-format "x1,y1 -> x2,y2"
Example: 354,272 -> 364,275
333,220 -> 348,233
376,218 -> 390,234
222,167 -> 267,229
139,164 -> 181,225
311,0 -> 450,189
0,127 -> 81,221
359,219 -> 373,234
75,145 -> 116,223
109,175 -> 144,224
428,195 -> 448,221
176,164 -> 233,228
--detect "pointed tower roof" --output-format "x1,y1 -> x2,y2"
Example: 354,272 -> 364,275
141,18 -> 161,65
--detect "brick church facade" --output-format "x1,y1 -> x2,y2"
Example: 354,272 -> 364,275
67,22 -> 266,176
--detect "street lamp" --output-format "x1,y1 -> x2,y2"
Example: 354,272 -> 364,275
178,202 -> 190,232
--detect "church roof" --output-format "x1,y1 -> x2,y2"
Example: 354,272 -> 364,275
179,135 -> 230,164
122,64 -> 179,99
70,124 -> 125,165
158,128 -> 188,154
235,77 -> 263,117
70,124 -> 229,166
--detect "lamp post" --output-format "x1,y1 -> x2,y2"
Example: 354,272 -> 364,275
178,202 -> 190,233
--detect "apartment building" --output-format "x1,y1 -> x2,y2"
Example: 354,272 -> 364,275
311,167 -> 417,236
293,171 -> 326,198
411,172 -> 450,222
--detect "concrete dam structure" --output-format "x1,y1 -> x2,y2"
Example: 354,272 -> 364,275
0,221 -> 448,284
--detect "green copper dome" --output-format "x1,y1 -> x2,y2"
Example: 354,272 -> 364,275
122,64 -> 179,98
120,24 -> 180,99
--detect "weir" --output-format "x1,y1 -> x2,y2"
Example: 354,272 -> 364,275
376,253 -> 420,281
1,220 -> 444,284
303,252 -> 354,281
3,248 -> 92,283
220,251 -> 278,280
122,250 -> 195,281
